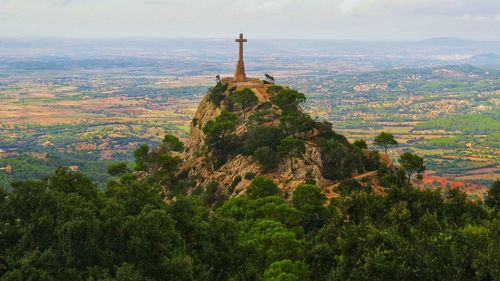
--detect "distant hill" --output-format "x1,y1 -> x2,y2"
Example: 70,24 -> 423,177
416,37 -> 500,53
467,53 -> 500,65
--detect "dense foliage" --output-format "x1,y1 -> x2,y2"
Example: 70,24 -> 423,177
1,167 -> 498,281
3,82 -> 494,280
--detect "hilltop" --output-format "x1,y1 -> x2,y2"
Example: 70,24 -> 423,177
177,77 -> 384,199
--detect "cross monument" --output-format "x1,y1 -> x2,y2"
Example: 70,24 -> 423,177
234,33 -> 248,82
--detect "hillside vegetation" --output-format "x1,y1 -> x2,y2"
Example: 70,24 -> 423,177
1,80 -> 499,281
0,163 -> 499,280
180,82 -> 381,196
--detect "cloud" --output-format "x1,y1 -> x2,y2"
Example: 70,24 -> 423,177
460,14 -> 489,21
0,0 -> 499,40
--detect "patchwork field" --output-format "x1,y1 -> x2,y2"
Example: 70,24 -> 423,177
0,49 -> 498,195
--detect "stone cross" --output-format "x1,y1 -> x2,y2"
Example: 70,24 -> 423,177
234,33 -> 248,82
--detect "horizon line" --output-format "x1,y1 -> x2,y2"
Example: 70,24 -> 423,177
1,35 -> 499,44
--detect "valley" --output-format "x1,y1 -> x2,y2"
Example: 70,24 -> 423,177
0,39 -> 499,196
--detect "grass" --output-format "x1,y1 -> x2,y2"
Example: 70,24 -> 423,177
176,125 -> 191,132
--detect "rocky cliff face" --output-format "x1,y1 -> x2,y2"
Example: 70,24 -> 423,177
183,94 -> 220,157
180,78 -> 336,198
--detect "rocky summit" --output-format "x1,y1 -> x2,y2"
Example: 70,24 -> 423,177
180,77 -> 383,199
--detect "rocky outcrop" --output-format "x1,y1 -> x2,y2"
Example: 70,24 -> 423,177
180,79 -> 335,197
183,94 -> 220,158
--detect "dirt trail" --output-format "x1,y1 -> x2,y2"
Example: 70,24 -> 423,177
323,154 -> 393,203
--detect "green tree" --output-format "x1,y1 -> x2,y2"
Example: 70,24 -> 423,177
292,184 -> 329,233
208,82 -> 228,106
243,126 -> 284,154
292,184 -> 326,209
48,167 -> 99,200
485,180 -> 500,212
374,132 -> 397,155
239,219 -> 303,278
337,178 -> 371,195
270,89 -> 306,114
153,153 -> 181,185
398,152 -> 425,185
262,259 -> 309,281
112,263 -> 150,281
230,88 -> 258,118
320,139 -> 362,181
133,144 -> 149,171
166,196 -> 242,281
247,176 -> 280,199
203,111 -> 239,158
201,217 -> 242,281
125,208 -> 193,281
267,85 -> 283,94
217,195 -> 303,228
162,134 -> 184,152
253,146 -> 281,172
248,109 -> 276,126
444,188 -> 486,226
278,137 -> 305,174
108,162 -> 130,176
279,112 -> 314,137
353,139 -> 368,150
203,181 -> 220,207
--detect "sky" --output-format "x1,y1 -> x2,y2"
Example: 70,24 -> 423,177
1,0 -> 499,41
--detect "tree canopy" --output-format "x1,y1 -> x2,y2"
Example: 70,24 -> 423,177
230,88 -> 258,117
278,137 -> 306,174
203,111 -> 239,163
0,166 -> 498,281
270,89 -> 306,114
374,132 -> 398,155
398,152 -> 425,184
162,134 -> 184,152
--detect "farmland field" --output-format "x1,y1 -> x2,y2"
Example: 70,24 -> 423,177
0,39 -> 499,193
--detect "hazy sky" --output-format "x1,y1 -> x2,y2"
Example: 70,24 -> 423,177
1,0 -> 499,40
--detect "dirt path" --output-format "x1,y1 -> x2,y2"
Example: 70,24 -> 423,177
323,155 -> 393,203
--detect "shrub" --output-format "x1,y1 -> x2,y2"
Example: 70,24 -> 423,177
203,181 -> 220,206
203,111 -> 239,160
229,175 -> 242,194
253,146 -> 281,172
244,172 -> 256,180
363,150 -> 380,171
230,88 -> 258,117
353,139 -> 368,149
208,83 -> 228,106
162,134 -> 184,152
320,139 -> 363,181
242,126 -> 284,154
108,162 -> 130,176
247,176 -> 280,199
337,179 -> 371,195
267,85 -> 284,95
